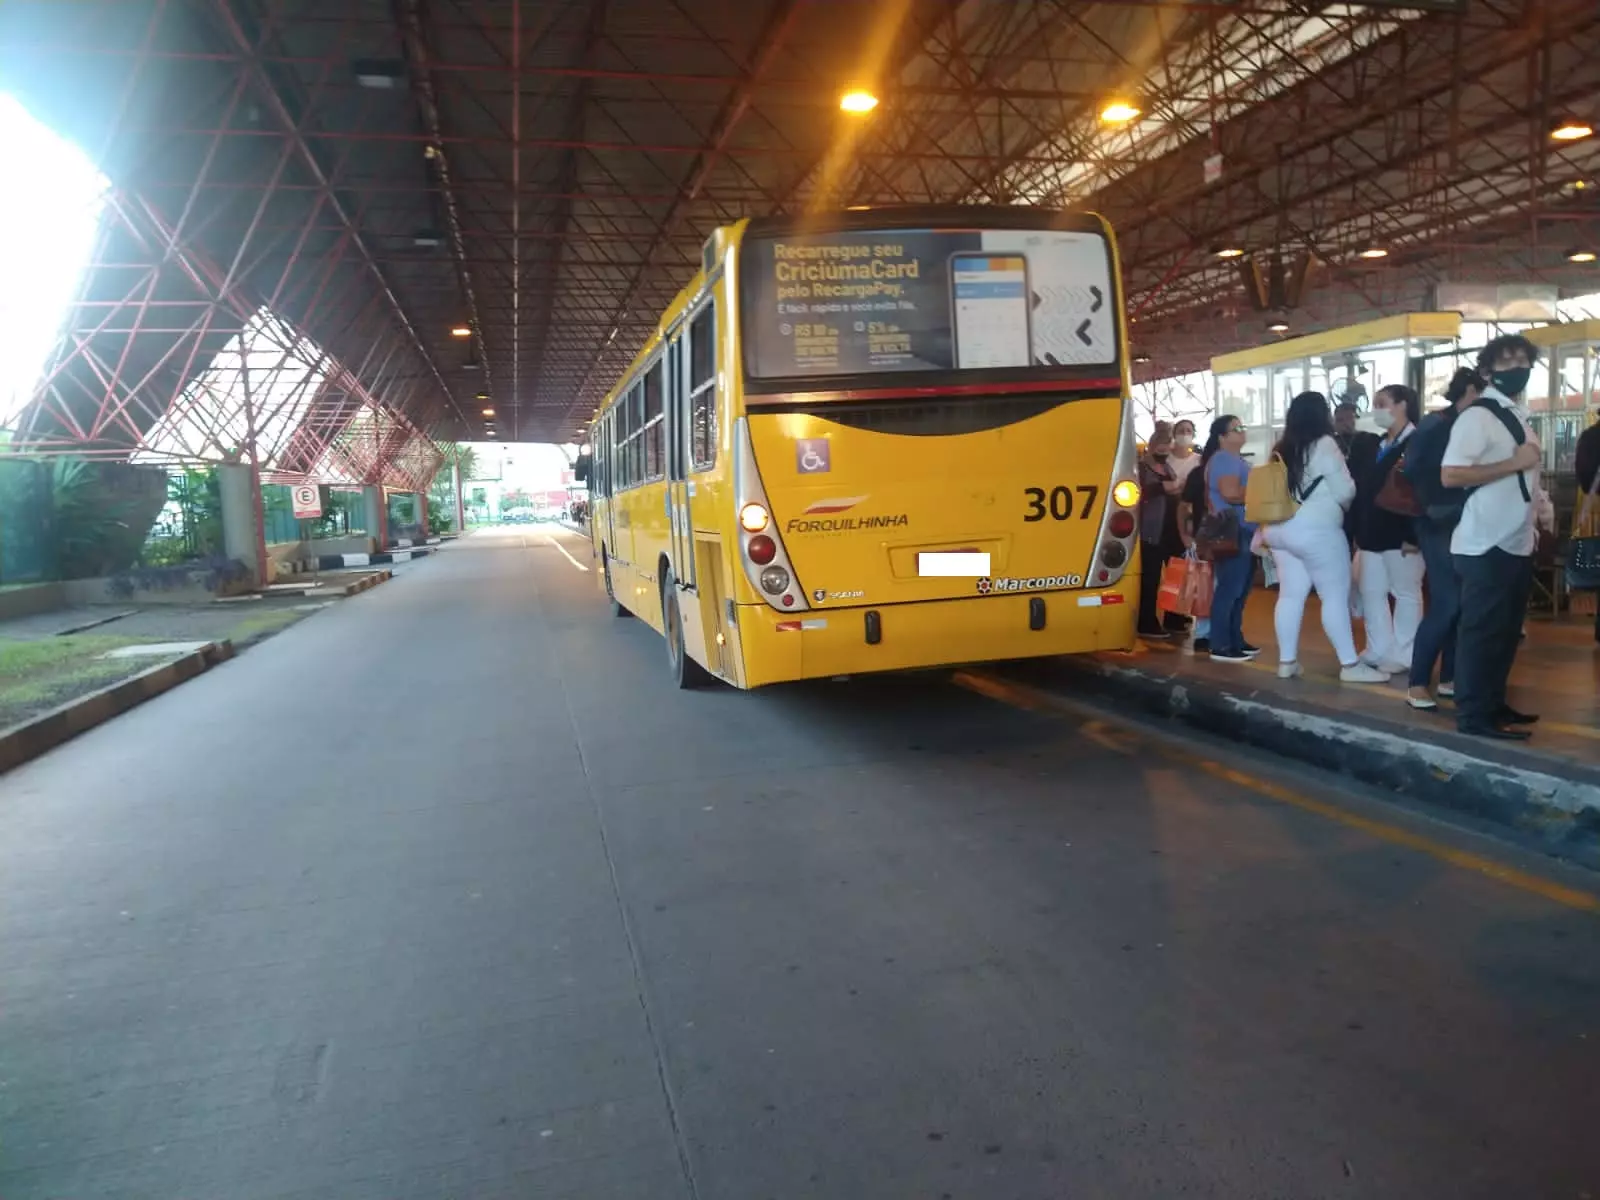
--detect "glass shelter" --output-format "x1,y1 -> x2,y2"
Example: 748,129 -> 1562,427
1208,313 -> 1463,462
1525,318 -> 1600,479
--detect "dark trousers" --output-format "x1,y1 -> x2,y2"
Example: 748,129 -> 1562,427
1408,517 -> 1460,688
1138,541 -> 1164,632
1452,548 -> 1533,727
1209,537 -> 1254,654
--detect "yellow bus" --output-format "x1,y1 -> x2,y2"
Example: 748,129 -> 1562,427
584,206 -> 1140,689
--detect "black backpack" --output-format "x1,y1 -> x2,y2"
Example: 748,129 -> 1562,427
1401,411 -> 1468,522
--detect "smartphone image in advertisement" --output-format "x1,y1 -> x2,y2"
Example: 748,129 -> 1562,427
950,253 -> 1031,369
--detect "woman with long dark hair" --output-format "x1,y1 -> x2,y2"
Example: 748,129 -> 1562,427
1258,392 -> 1387,682
1351,383 -> 1425,672
1201,414 -> 1257,661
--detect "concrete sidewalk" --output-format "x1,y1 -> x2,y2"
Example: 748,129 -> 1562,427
1003,590 -> 1600,866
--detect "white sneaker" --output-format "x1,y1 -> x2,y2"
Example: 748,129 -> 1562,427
1378,660 -> 1409,675
1340,663 -> 1389,683
1277,661 -> 1303,679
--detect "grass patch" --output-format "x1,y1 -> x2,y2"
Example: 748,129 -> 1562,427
0,635 -> 175,730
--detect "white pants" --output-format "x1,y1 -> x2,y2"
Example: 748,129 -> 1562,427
1356,547 -> 1425,668
1263,516 -> 1360,666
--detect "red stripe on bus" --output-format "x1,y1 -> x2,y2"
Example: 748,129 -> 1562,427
748,378 -> 1123,403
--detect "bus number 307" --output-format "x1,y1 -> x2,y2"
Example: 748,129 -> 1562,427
1023,486 -> 1099,522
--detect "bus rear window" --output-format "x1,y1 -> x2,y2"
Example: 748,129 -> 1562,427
740,226 -> 1118,382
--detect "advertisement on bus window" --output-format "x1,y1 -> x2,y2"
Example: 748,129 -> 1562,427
741,227 -> 1117,380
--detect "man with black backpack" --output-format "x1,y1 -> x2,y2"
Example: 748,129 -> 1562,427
1439,335 -> 1545,740
1400,368 -> 1478,709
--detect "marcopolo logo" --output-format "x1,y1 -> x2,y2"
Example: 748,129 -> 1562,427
976,573 -> 1084,594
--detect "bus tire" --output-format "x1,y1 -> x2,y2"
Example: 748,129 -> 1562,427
604,552 -> 631,618
662,571 -> 711,689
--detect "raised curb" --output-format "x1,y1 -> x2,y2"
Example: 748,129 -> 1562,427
1025,657 -> 1600,867
0,641 -> 235,775
336,569 -> 392,597
317,549 -> 433,569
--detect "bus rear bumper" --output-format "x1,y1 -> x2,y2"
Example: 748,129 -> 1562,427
736,586 -> 1138,686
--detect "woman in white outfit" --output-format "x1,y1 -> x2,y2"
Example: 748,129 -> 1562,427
1351,384 -> 1425,674
1260,391 -> 1389,683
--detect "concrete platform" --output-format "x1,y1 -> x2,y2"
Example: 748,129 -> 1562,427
2,525 -> 1597,1199
1005,591 -> 1600,864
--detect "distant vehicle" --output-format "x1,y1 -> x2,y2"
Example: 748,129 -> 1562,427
585,205 -> 1139,690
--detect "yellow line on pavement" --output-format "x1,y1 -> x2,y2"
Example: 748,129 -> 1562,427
952,669 -> 1600,915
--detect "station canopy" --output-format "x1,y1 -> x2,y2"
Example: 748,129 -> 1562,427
0,0 -> 1594,462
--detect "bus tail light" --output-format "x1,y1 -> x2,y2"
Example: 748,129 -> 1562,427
732,418 -> 810,612
1084,399 -> 1142,589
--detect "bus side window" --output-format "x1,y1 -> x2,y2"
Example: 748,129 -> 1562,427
689,302 -> 717,471
643,360 -> 664,480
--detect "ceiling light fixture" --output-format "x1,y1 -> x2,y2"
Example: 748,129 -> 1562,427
482,407 -> 495,416
1099,100 -> 1142,124
352,59 -> 405,89
1358,246 -> 1389,259
840,90 -> 879,115
450,325 -> 471,338
1569,249 -> 1598,264
1212,245 -> 1246,259
1550,116 -> 1595,142
412,230 -> 445,248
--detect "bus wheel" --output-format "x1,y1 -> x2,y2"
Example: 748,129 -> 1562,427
604,553 -> 630,618
662,571 -> 711,689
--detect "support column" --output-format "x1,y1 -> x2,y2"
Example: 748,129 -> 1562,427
218,464 -> 265,587
452,449 -> 466,535
363,485 -> 388,552
416,491 -> 429,542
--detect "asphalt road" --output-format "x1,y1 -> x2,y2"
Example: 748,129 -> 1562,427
1,524 -> 1595,1199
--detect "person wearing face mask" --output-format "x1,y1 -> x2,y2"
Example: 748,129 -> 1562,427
1350,384 -> 1425,674
1168,419 -> 1201,483
1439,335 -> 1546,740
1136,422 -> 1183,639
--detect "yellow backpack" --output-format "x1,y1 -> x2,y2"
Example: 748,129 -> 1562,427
1244,453 -> 1299,524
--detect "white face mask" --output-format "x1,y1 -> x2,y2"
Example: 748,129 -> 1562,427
1175,434 -> 1195,449
1372,407 -> 1395,431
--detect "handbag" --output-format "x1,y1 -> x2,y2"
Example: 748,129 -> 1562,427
1375,463 -> 1423,516
1196,508 -> 1241,558
1567,474 -> 1600,592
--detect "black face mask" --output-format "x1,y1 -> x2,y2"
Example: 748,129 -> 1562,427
1490,366 -> 1531,397
1152,451 -> 1169,460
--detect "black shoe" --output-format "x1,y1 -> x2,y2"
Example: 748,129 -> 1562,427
1240,643 -> 1262,657
1210,649 -> 1252,663
1192,637 -> 1210,653
1497,706 -> 1539,725
1138,627 -> 1171,640
1458,722 -> 1531,741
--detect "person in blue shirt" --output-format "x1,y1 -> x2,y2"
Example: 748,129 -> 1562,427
1203,414 -> 1258,662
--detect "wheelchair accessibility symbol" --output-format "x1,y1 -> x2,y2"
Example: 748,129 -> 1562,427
796,438 -> 831,474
